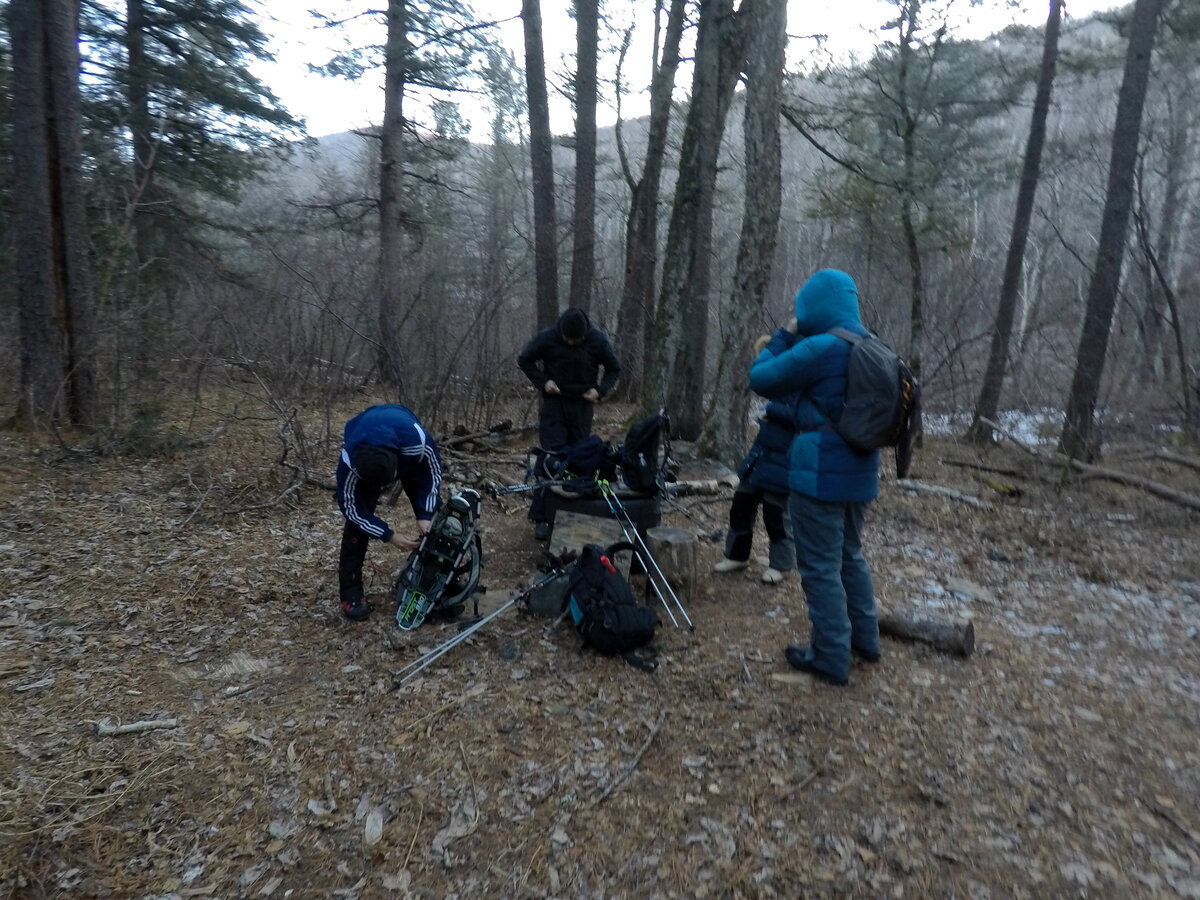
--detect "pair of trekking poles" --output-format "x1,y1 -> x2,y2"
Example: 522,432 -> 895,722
491,473 -> 693,630
592,479 -> 693,632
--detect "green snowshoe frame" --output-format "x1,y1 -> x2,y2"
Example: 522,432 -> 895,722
395,489 -> 484,630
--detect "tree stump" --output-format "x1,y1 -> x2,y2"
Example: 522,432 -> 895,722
645,526 -> 698,603
877,607 -> 975,657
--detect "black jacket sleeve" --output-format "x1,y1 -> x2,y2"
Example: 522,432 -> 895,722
517,329 -> 552,392
594,333 -> 621,398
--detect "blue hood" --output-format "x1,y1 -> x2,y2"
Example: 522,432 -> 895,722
795,269 -> 862,336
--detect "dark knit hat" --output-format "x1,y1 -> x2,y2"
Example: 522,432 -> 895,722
558,307 -> 589,342
354,446 -> 399,486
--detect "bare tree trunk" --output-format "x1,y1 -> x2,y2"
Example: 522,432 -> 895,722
1060,0 -> 1164,462
650,0 -> 751,440
568,0 -> 598,313
651,0 -> 730,439
968,0 -> 1062,444
1134,204 -> 1194,440
522,0 -> 559,330
9,0 -> 96,427
379,0 -> 409,390
1136,89 -> 1190,384
126,0 -> 157,276
613,0 -> 686,401
707,0 -> 786,461
896,0 -> 926,383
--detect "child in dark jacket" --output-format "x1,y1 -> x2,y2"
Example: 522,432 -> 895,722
713,338 -> 797,585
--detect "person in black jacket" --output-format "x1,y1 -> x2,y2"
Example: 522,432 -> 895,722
517,307 -> 621,539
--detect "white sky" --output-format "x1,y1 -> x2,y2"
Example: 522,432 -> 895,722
253,0 -> 1124,139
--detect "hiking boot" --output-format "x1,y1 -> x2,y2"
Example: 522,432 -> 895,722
784,644 -> 848,686
713,558 -> 749,574
533,522 -> 550,541
853,646 -> 881,664
341,596 -> 370,621
761,568 -> 785,585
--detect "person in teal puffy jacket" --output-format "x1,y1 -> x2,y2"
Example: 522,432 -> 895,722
748,269 -> 881,685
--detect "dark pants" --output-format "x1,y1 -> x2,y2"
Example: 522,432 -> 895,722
338,470 -> 384,604
530,395 -> 595,523
723,486 -> 795,571
789,493 -> 878,682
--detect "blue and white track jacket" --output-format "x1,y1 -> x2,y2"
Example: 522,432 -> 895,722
337,404 -> 443,541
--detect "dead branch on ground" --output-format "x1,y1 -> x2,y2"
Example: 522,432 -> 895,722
593,711 -> 668,805
982,418 -> 1200,512
897,479 -> 989,509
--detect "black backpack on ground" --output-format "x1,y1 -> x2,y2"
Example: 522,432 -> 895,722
824,328 -> 922,478
619,410 -> 671,495
563,543 -> 659,671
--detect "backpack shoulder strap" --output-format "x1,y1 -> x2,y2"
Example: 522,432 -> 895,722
829,327 -> 864,344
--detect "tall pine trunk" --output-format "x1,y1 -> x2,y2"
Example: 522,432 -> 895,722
613,0 -> 686,400
651,0 -> 748,440
968,0 -> 1062,443
896,0 -> 926,383
523,0 -> 560,330
1059,0 -> 1164,461
379,0 -> 409,391
9,0 -> 96,427
708,0 -> 786,461
651,0 -> 728,438
568,0 -> 598,313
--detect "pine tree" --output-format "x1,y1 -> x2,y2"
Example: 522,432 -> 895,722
81,0 -> 301,279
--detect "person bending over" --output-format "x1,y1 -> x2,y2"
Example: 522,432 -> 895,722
335,404 -> 443,620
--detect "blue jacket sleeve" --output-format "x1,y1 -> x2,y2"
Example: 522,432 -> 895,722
401,444 -> 443,523
749,334 -> 830,400
339,475 -> 394,543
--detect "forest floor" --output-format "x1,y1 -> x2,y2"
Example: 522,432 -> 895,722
2,398 -> 1199,899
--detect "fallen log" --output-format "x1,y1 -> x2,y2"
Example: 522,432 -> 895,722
443,420 -> 513,449
897,479 -> 990,509
982,418 -> 1200,512
878,608 -> 975,658
668,477 -> 734,497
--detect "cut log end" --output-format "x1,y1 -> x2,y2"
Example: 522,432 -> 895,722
878,608 -> 975,658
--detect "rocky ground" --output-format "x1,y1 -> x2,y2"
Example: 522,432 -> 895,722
2,401 -> 1199,899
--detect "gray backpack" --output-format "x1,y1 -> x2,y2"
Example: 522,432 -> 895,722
824,328 -> 921,475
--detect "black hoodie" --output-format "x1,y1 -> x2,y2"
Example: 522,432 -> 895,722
517,309 -> 621,400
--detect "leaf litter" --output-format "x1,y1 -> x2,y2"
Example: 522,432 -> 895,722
1,417 -> 1198,897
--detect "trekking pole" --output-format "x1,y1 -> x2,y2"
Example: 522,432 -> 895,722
391,568 -> 566,688
594,482 -> 679,628
597,481 -> 694,631
488,477 -> 598,497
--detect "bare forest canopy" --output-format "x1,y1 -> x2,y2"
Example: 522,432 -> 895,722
1,0 -> 1197,462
